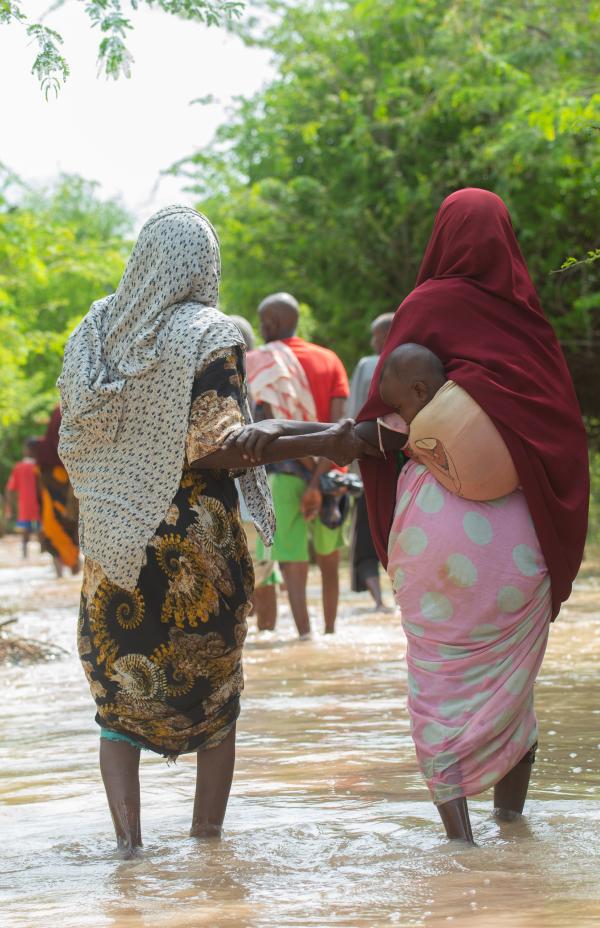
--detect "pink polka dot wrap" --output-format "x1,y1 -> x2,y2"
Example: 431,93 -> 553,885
388,460 -> 551,804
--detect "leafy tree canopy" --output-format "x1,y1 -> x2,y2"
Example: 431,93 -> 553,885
173,0 -> 600,413
0,0 -> 243,96
0,171 -> 132,482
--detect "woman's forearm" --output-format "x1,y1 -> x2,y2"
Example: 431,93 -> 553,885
191,429 -> 337,470
268,420 -> 332,437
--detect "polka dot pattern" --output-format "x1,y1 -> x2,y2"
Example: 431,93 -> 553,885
393,566 -> 406,591
386,465 -> 552,806
463,511 -> 493,545
470,623 -> 499,641
504,667 -> 531,696
497,585 -> 526,613
446,553 -> 478,588
420,592 -> 453,622
404,621 -> 426,637
396,489 -> 412,516
422,721 -> 458,746
398,526 -> 428,556
416,482 -> 444,514
58,206 -> 275,590
512,544 -> 540,577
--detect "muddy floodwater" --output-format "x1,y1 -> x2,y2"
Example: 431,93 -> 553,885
1,535 -> 599,928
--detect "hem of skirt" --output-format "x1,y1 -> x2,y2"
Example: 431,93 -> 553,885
96,712 -> 238,761
430,734 -> 540,805
100,728 -> 151,752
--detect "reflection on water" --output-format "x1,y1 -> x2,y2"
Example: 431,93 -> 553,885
1,537 -> 599,928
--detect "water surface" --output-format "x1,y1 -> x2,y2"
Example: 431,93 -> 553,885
1,537 -> 599,928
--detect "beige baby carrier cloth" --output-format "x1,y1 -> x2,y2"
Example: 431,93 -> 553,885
381,380 -> 519,500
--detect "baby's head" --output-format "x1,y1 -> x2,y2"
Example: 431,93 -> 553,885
379,343 -> 446,424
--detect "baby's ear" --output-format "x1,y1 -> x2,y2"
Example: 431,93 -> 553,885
413,380 -> 429,402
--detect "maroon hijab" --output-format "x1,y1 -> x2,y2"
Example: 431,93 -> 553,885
35,406 -> 63,470
358,188 -> 589,618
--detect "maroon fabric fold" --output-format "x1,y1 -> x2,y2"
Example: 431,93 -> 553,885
357,188 -> 589,618
35,406 -> 63,470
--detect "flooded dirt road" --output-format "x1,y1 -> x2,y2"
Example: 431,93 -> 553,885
1,536 -> 599,928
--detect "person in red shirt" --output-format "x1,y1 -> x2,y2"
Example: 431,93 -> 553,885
250,292 -> 350,636
5,439 -> 41,558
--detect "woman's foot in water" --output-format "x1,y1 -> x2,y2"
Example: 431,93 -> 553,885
437,796 -> 476,845
190,726 -> 236,839
99,738 -> 142,855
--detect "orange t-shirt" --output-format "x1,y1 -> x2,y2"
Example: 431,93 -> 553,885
282,337 -> 349,422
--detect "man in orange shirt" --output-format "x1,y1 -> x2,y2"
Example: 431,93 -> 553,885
5,439 -> 41,558
247,292 -> 350,636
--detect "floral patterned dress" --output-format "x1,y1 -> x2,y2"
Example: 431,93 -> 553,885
78,348 -> 254,757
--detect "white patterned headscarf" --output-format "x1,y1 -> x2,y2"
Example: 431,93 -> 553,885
58,205 -> 274,591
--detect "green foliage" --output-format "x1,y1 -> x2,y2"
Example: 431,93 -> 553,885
2,0 -> 243,93
0,172 -> 132,484
557,250 -> 600,273
173,0 -> 600,394
587,446 -> 600,548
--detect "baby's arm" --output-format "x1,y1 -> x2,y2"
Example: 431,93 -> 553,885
355,417 -> 409,453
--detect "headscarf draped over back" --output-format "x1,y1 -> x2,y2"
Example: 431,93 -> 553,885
58,206 -> 274,591
358,188 -> 589,618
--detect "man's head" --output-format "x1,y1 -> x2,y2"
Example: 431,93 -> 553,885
370,313 -> 394,355
379,343 -> 446,424
258,292 -> 300,343
24,438 -> 38,458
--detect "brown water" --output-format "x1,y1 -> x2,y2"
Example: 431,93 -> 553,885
1,535 -> 599,928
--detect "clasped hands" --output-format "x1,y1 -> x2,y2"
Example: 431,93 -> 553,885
224,418 -> 382,467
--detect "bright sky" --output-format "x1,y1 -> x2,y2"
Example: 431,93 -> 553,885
0,3 -> 274,228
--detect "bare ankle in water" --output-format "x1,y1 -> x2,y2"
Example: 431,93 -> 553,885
437,796 -> 476,844
493,742 -> 537,820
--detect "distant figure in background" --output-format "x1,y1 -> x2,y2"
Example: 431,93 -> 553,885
229,315 -> 256,353
347,313 -> 394,611
247,292 -> 350,636
5,438 -> 41,558
230,313 -> 281,631
35,407 -> 80,578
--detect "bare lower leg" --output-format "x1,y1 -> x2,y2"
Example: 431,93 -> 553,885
191,725 -> 236,838
22,531 -> 30,558
99,739 -> 142,853
316,550 -> 339,634
364,574 -> 385,609
280,562 -> 310,636
253,585 -> 278,631
493,744 -> 536,820
52,556 -> 63,578
437,797 -> 475,843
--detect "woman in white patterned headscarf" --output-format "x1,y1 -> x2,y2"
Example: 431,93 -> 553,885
58,206 -> 368,855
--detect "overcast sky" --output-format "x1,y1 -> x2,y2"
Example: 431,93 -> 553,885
0,3 -> 273,228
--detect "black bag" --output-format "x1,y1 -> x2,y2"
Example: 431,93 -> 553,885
318,471 -> 363,530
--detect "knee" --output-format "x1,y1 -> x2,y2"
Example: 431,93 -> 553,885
317,552 -> 339,575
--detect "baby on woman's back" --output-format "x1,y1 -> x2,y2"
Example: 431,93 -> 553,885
378,343 -> 446,426
377,343 -> 518,501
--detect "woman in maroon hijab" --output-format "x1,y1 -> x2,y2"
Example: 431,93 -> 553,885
356,188 -> 589,843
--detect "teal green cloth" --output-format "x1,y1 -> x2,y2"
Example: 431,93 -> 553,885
100,728 -> 148,751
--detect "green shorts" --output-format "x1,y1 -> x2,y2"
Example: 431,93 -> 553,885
256,472 -> 345,563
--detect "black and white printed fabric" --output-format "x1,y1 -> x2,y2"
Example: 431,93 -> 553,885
58,205 -> 274,590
